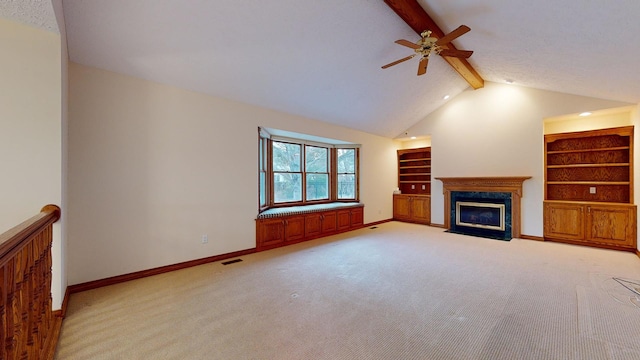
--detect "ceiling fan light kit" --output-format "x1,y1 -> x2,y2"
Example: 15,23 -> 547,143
382,25 -> 473,76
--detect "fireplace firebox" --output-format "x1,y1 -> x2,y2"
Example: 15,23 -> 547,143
449,191 -> 512,240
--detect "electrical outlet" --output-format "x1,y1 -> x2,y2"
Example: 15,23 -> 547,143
201,234 -> 208,244
422,185 -> 426,190
411,185 -> 415,189
589,187 -> 596,194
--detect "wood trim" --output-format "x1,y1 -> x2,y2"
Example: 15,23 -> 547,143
429,223 -> 446,228
383,0 -> 484,89
636,249 -> 640,260
42,316 -> 63,360
520,234 -> 544,241
60,286 -> 71,318
547,237 -> 638,253
68,248 -> 256,294
436,176 -> 531,238
364,218 -> 394,227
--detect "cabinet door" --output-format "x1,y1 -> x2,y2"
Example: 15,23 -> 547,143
256,218 -> 284,248
586,205 -> 636,248
350,207 -> 364,228
410,196 -> 430,224
321,211 -> 337,234
336,209 -> 351,231
284,216 -> 305,242
543,202 -> 584,241
305,213 -> 322,238
393,195 -> 411,221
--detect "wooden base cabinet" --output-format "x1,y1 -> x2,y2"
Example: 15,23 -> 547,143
393,194 -> 430,224
256,206 -> 364,251
544,201 -> 636,250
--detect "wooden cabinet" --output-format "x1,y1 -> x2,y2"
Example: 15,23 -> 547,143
398,147 -> 431,195
544,201 -> 636,250
543,201 -> 585,241
284,216 -> 305,242
586,203 -> 636,248
543,126 -> 636,250
393,194 -> 430,224
256,205 -> 364,251
337,207 -> 363,231
305,211 -> 338,238
256,218 -> 285,248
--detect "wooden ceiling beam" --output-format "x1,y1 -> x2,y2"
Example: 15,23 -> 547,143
384,0 -> 484,89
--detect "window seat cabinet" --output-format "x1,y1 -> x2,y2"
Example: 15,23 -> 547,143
256,205 -> 364,251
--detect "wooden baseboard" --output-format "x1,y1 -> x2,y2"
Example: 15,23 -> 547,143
68,248 -> 256,295
520,234 -> 544,241
636,249 -> 640,260
429,223 -> 445,228
364,218 -> 393,227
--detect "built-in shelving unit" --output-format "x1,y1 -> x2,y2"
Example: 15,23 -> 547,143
543,126 -> 636,250
394,147 -> 431,224
397,147 -> 431,195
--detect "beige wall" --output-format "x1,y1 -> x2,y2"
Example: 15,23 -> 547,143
400,82 -> 631,236
544,107 -> 634,134
0,19 -> 63,307
68,63 -> 397,285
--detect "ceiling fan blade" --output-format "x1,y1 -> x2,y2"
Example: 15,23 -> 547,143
381,54 -> 416,69
417,57 -> 429,75
438,49 -> 473,58
435,25 -> 471,46
395,39 -> 421,50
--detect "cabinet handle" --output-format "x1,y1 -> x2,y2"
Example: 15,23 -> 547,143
587,207 -> 590,213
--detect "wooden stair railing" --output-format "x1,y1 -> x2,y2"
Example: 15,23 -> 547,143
0,205 -> 61,360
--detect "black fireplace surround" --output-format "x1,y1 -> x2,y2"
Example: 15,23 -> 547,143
449,191 -> 512,240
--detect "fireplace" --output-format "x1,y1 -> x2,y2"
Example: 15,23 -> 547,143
436,177 -> 531,241
450,191 -> 512,240
456,201 -> 505,231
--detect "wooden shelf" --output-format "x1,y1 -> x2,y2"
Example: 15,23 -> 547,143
399,157 -> 431,162
546,146 -> 630,155
398,147 -> 431,195
399,165 -> 431,169
547,163 -> 629,169
545,126 -> 633,203
547,181 -> 630,185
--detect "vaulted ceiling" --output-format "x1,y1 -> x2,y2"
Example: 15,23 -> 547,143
4,1 -> 640,138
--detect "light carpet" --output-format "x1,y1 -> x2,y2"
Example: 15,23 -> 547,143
55,222 -> 640,359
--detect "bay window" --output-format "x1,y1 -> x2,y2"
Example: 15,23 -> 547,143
259,128 -> 359,210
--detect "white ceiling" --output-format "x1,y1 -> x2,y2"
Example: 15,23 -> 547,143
5,1 -> 640,138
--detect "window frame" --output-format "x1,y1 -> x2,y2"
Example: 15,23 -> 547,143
259,128 -> 360,211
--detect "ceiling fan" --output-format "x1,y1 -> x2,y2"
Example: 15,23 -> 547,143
382,25 -> 473,76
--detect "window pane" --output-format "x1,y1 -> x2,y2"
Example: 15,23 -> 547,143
273,142 -> 301,172
306,174 -> 328,201
259,172 -> 266,206
305,146 -> 328,172
337,174 -> 355,199
274,173 -> 302,203
337,149 -> 355,173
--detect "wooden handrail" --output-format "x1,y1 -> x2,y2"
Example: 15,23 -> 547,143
0,204 -> 61,360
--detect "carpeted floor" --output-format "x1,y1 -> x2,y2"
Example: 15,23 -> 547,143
55,222 -> 640,359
